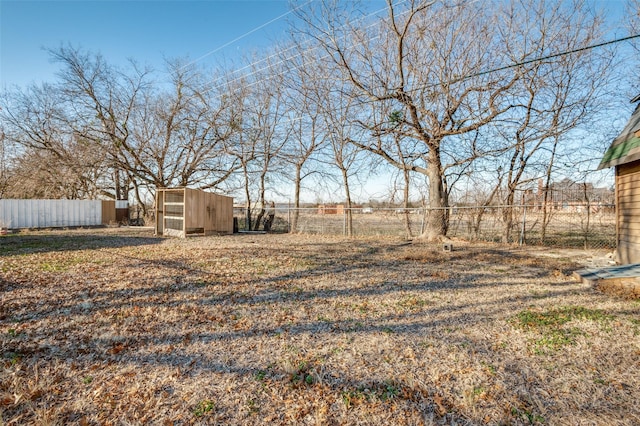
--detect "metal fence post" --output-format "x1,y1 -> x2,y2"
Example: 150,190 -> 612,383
519,205 -> 527,246
343,207 -> 347,236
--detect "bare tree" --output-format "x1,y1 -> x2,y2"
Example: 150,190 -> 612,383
222,79 -> 259,230
129,60 -> 238,191
383,132 -> 417,238
227,53 -> 293,231
218,58 -> 291,232
0,83 -> 112,199
280,41 -> 329,232
626,0 -> 640,55
49,46 -> 151,200
296,0 -> 520,240
250,89 -> 291,232
320,82 -> 370,237
285,111 -> 326,232
0,125 -> 9,198
492,0 -> 611,243
42,47 -> 240,210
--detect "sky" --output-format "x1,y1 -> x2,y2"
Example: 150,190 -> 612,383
0,0 -> 631,89
0,0 -> 632,201
0,0 -> 296,89
0,0 -> 395,202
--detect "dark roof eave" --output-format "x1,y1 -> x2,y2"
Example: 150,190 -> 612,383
599,99 -> 640,168
598,151 -> 640,169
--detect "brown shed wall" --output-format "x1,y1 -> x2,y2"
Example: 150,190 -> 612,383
116,208 -> 129,223
616,160 -> 640,264
212,192 -> 234,234
155,188 -> 233,237
101,200 -> 116,225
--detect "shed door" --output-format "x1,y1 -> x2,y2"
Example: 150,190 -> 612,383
156,191 -> 164,235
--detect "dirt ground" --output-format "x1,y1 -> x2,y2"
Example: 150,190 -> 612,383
1,228 -> 638,425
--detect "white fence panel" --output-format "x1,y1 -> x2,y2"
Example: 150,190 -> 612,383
0,199 -> 103,229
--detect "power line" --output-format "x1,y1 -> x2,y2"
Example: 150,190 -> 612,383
181,0 -> 314,70
201,0 -> 411,95
345,32 -> 640,103
444,33 -> 640,88
202,2 -> 399,93
292,32 -> 640,118
209,0 -> 493,96
192,4 -> 639,116
200,0 -> 493,98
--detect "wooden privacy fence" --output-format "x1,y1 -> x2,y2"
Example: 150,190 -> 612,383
0,199 -> 120,229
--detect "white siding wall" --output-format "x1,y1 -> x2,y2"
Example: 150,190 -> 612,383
0,199 -> 102,229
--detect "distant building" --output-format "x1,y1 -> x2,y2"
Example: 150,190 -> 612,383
317,204 -> 344,215
534,178 -> 614,212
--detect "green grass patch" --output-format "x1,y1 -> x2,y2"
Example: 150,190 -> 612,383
254,370 -> 267,381
193,400 -> 215,417
0,235 -> 97,255
2,351 -> 23,366
515,306 -> 613,329
397,295 -> 431,311
37,254 -> 92,272
288,361 -> 315,386
512,306 -> 614,353
341,381 -> 401,409
511,406 -> 545,424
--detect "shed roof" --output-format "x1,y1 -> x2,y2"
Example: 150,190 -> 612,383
598,97 -> 640,169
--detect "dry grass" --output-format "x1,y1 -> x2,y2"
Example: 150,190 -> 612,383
1,228 -> 638,425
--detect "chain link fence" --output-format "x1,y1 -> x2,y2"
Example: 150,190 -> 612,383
234,204 -> 616,249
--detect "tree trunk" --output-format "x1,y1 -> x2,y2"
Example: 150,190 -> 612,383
502,188 -> 516,244
253,174 -> 267,231
541,136 -> 559,243
341,168 -> 353,237
420,152 -> 447,241
582,183 -> 591,250
291,164 -> 302,233
402,167 -> 412,239
131,178 -> 146,218
243,166 -> 252,231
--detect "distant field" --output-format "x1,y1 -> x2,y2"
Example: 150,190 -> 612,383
255,208 -> 616,249
1,228 -> 638,425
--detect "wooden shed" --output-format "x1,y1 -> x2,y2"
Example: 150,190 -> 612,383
155,187 -> 233,238
598,94 -> 640,264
